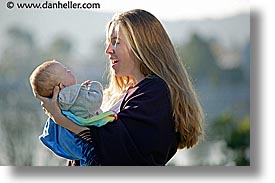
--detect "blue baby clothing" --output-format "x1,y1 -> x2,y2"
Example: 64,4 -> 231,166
39,81 -> 116,166
40,118 -> 85,161
40,111 -> 117,165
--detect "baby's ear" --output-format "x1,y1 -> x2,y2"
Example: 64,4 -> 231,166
59,82 -> 66,89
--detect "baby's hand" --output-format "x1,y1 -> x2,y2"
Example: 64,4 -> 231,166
82,80 -> 92,87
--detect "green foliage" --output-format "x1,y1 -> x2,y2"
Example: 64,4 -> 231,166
210,114 -> 250,165
177,33 -> 220,81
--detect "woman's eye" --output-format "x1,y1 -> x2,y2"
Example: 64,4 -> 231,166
111,40 -> 119,46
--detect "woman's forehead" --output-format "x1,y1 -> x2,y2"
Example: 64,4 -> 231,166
108,22 -> 121,38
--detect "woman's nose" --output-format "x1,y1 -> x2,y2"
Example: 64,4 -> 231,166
105,43 -> 114,55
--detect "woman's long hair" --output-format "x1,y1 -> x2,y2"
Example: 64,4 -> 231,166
103,9 -> 204,149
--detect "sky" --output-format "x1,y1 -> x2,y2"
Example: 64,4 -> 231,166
59,0 -> 250,20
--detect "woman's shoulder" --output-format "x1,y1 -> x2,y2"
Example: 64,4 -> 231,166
124,75 -> 170,103
137,75 -> 168,91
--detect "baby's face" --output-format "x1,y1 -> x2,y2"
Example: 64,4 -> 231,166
52,62 -> 77,87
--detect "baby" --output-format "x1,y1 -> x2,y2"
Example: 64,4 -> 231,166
29,60 -> 116,165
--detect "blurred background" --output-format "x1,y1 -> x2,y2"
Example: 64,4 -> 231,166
0,0 -> 250,166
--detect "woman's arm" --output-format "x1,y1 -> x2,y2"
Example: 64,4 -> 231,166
51,112 -> 89,134
88,77 -> 178,165
36,86 -> 89,134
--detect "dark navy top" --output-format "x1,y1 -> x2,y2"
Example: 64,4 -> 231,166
85,76 -> 178,165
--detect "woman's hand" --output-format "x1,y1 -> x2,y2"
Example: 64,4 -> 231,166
35,86 -> 61,119
35,85 -> 89,134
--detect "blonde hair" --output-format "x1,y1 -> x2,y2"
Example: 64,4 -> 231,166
29,60 -> 61,98
104,9 -> 204,149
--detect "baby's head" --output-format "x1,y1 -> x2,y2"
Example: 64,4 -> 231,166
29,60 -> 77,98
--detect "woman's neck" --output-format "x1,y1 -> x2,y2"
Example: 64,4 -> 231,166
131,74 -> 145,87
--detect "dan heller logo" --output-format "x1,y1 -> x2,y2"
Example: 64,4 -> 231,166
6,1 -> 101,10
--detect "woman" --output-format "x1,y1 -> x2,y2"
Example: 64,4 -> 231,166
37,9 -> 204,165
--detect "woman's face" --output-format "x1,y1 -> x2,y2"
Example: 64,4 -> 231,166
105,23 -> 142,81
